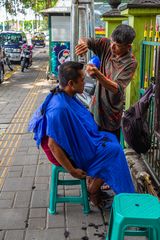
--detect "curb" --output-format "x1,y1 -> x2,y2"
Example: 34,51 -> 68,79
4,65 -> 20,81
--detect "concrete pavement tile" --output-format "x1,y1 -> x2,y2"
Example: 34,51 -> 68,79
14,191 -> 32,208
20,139 -> 36,147
66,228 -> 88,240
35,176 -> 49,184
0,147 -> 9,157
64,173 -> 75,180
0,199 -> 13,208
36,164 -> 51,177
7,171 -> 22,178
66,205 -> 88,228
25,229 -> 65,240
14,151 -> 28,156
87,223 -> 106,240
0,231 -> 5,240
22,165 -> 37,177
28,218 -> 46,230
47,207 -> 65,228
39,150 -> 46,156
59,172 -> 65,179
34,183 -> 49,191
0,117 -> 12,124
29,208 -> 46,218
4,230 -> 24,240
16,147 -> 29,152
38,152 -> 46,158
28,147 -> 39,155
0,208 -> 28,229
85,207 -> 104,225
58,185 -> 64,191
31,190 -> 49,208
64,189 -> 80,197
2,177 -> 34,191
0,191 -> 15,200
0,119 -> 12,124
65,185 -> 81,190
0,167 -> 4,175
22,134 -> 33,140
12,155 -> 38,166
39,156 -> 48,162
8,166 -> 23,172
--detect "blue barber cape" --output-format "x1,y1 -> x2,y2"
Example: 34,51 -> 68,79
28,91 -> 135,194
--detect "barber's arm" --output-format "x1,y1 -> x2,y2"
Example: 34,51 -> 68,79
75,38 -> 88,56
86,60 -> 137,95
48,137 -> 86,179
75,38 -> 110,59
86,65 -> 118,94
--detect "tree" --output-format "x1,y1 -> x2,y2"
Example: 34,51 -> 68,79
20,0 -> 58,12
3,0 -> 58,15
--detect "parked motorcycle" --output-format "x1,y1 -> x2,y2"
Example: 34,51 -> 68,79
4,53 -> 13,71
0,46 -> 14,84
21,45 -> 33,72
0,59 -> 4,84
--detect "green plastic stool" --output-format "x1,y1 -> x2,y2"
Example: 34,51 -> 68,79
48,165 -> 90,215
106,193 -> 160,240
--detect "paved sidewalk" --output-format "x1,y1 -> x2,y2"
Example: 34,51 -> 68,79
0,50 -> 147,240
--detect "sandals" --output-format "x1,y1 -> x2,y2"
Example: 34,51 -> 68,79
89,189 -> 114,208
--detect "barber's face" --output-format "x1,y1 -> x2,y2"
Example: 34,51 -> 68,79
110,39 -> 130,57
72,70 -> 85,94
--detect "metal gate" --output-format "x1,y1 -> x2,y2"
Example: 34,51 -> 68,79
140,30 -> 160,190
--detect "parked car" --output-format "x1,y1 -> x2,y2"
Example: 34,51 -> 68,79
0,31 -> 27,62
31,32 -> 45,47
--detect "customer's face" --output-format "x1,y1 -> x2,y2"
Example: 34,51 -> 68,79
72,70 -> 85,94
110,39 -> 129,57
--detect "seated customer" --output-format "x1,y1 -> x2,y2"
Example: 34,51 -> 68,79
28,61 -> 135,207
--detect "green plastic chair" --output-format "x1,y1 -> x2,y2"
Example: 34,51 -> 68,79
48,165 -> 90,215
106,193 -> 160,240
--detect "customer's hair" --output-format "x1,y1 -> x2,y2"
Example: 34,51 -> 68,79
111,24 -> 136,45
58,61 -> 84,87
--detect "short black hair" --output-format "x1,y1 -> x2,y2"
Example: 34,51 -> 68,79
58,61 -> 84,87
111,24 -> 136,45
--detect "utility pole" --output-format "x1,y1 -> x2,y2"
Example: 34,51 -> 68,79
71,0 -> 95,62
35,0 -> 38,31
71,1 -> 79,61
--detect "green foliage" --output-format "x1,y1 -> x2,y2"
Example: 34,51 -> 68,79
3,0 -> 58,15
20,0 -> 58,12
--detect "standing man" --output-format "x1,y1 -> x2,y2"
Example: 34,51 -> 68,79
75,24 -> 137,141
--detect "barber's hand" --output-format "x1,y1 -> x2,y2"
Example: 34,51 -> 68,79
75,38 -> 88,56
70,168 -> 86,179
86,64 -> 99,78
